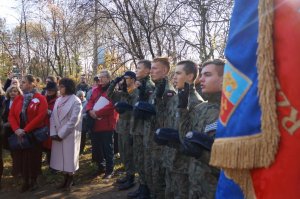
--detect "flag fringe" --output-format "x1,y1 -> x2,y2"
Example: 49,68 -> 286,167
210,0 -> 280,198
224,169 -> 256,199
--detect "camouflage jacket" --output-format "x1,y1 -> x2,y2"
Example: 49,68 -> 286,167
143,77 -> 177,150
171,85 -> 204,173
130,76 -> 155,136
185,92 -> 221,176
107,80 -> 138,134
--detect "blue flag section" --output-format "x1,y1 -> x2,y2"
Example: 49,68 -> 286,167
213,0 -> 260,198
216,172 -> 244,199
211,0 -> 300,198
218,0 -> 260,139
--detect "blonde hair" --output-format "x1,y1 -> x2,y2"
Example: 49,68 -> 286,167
6,85 -> 23,99
152,57 -> 170,71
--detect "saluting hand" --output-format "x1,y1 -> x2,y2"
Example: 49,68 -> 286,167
177,82 -> 189,108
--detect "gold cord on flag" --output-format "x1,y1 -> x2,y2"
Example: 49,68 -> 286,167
209,0 -> 280,198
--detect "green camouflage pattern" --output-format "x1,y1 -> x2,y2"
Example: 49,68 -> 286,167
144,77 -> 177,199
186,92 -> 221,199
171,85 -> 203,199
130,76 -> 155,187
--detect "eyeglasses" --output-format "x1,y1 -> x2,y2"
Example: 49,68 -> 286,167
98,76 -> 108,79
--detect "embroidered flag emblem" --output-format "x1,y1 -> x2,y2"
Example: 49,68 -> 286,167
220,62 -> 252,125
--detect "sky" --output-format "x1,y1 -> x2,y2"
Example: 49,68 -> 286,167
0,0 -> 20,28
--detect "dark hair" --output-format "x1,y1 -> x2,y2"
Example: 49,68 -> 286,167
152,57 -> 170,71
177,60 -> 198,81
137,60 -> 151,70
36,77 -> 42,83
202,59 -> 225,76
25,74 -> 36,84
59,78 -> 76,95
46,76 -> 56,83
56,76 -> 61,82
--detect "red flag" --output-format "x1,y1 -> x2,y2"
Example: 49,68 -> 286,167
252,0 -> 300,198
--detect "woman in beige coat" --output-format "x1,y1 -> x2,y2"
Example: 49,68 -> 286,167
50,78 -> 82,191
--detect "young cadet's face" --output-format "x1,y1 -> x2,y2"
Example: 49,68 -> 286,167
136,64 -> 150,80
150,62 -> 168,81
173,65 -> 188,89
200,64 -> 223,94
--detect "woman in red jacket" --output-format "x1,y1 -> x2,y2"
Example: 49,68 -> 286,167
8,75 -> 48,192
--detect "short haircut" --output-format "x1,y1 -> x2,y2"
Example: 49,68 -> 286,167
76,90 -> 85,97
137,60 -> 151,70
176,60 -> 198,81
59,78 -> 76,95
99,69 -> 111,79
6,85 -> 23,98
152,57 -> 170,71
47,76 -> 56,82
25,74 -> 36,84
202,59 -> 225,76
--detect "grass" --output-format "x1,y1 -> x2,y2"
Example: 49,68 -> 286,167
0,140 -> 130,198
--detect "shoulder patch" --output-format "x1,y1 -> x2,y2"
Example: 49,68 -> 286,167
186,131 -> 193,139
166,90 -> 176,97
204,122 -> 218,133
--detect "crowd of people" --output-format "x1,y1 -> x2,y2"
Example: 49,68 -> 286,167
0,57 -> 224,199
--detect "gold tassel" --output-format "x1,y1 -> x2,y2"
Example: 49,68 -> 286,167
209,0 -> 280,198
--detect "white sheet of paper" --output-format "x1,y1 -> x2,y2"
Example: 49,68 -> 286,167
93,96 -> 110,111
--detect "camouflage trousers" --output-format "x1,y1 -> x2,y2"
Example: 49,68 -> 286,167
188,159 -> 219,199
144,147 -> 153,190
150,148 -> 166,199
164,168 -> 174,199
118,133 -> 135,176
132,135 -> 146,184
171,172 -> 189,199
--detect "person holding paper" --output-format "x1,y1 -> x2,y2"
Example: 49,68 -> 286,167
86,70 -> 118,179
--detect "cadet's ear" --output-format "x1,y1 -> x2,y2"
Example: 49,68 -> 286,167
187,73 -> 195,84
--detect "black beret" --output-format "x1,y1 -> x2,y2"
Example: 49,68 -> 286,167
154,128 -> 180,145
114,101 -> 133,114
124,71 -> 136,80
184,131 -> 215,151
133,101 -> 156,120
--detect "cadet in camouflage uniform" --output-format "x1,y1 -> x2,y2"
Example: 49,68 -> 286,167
179,59 -> 224,199
107,71 -> 137,190
128,60 -> 155,199
170,60 -> 204,199
143,57 -> 177,199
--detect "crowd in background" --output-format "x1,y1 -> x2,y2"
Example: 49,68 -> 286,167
0,57 -> 224,199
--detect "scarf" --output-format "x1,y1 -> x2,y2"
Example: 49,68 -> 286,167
57,95 -> 71,117
21,89 -> 37,126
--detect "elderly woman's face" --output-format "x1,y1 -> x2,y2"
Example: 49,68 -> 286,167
59,84 -> 66,96
98,72 -> 110,86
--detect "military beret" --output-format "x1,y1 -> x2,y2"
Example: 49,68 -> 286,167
133,101 -> 156,120
124,71 -> 136,80
114,101 -> 133,114
184,131 -> 215,151
154,128 -> 180,145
